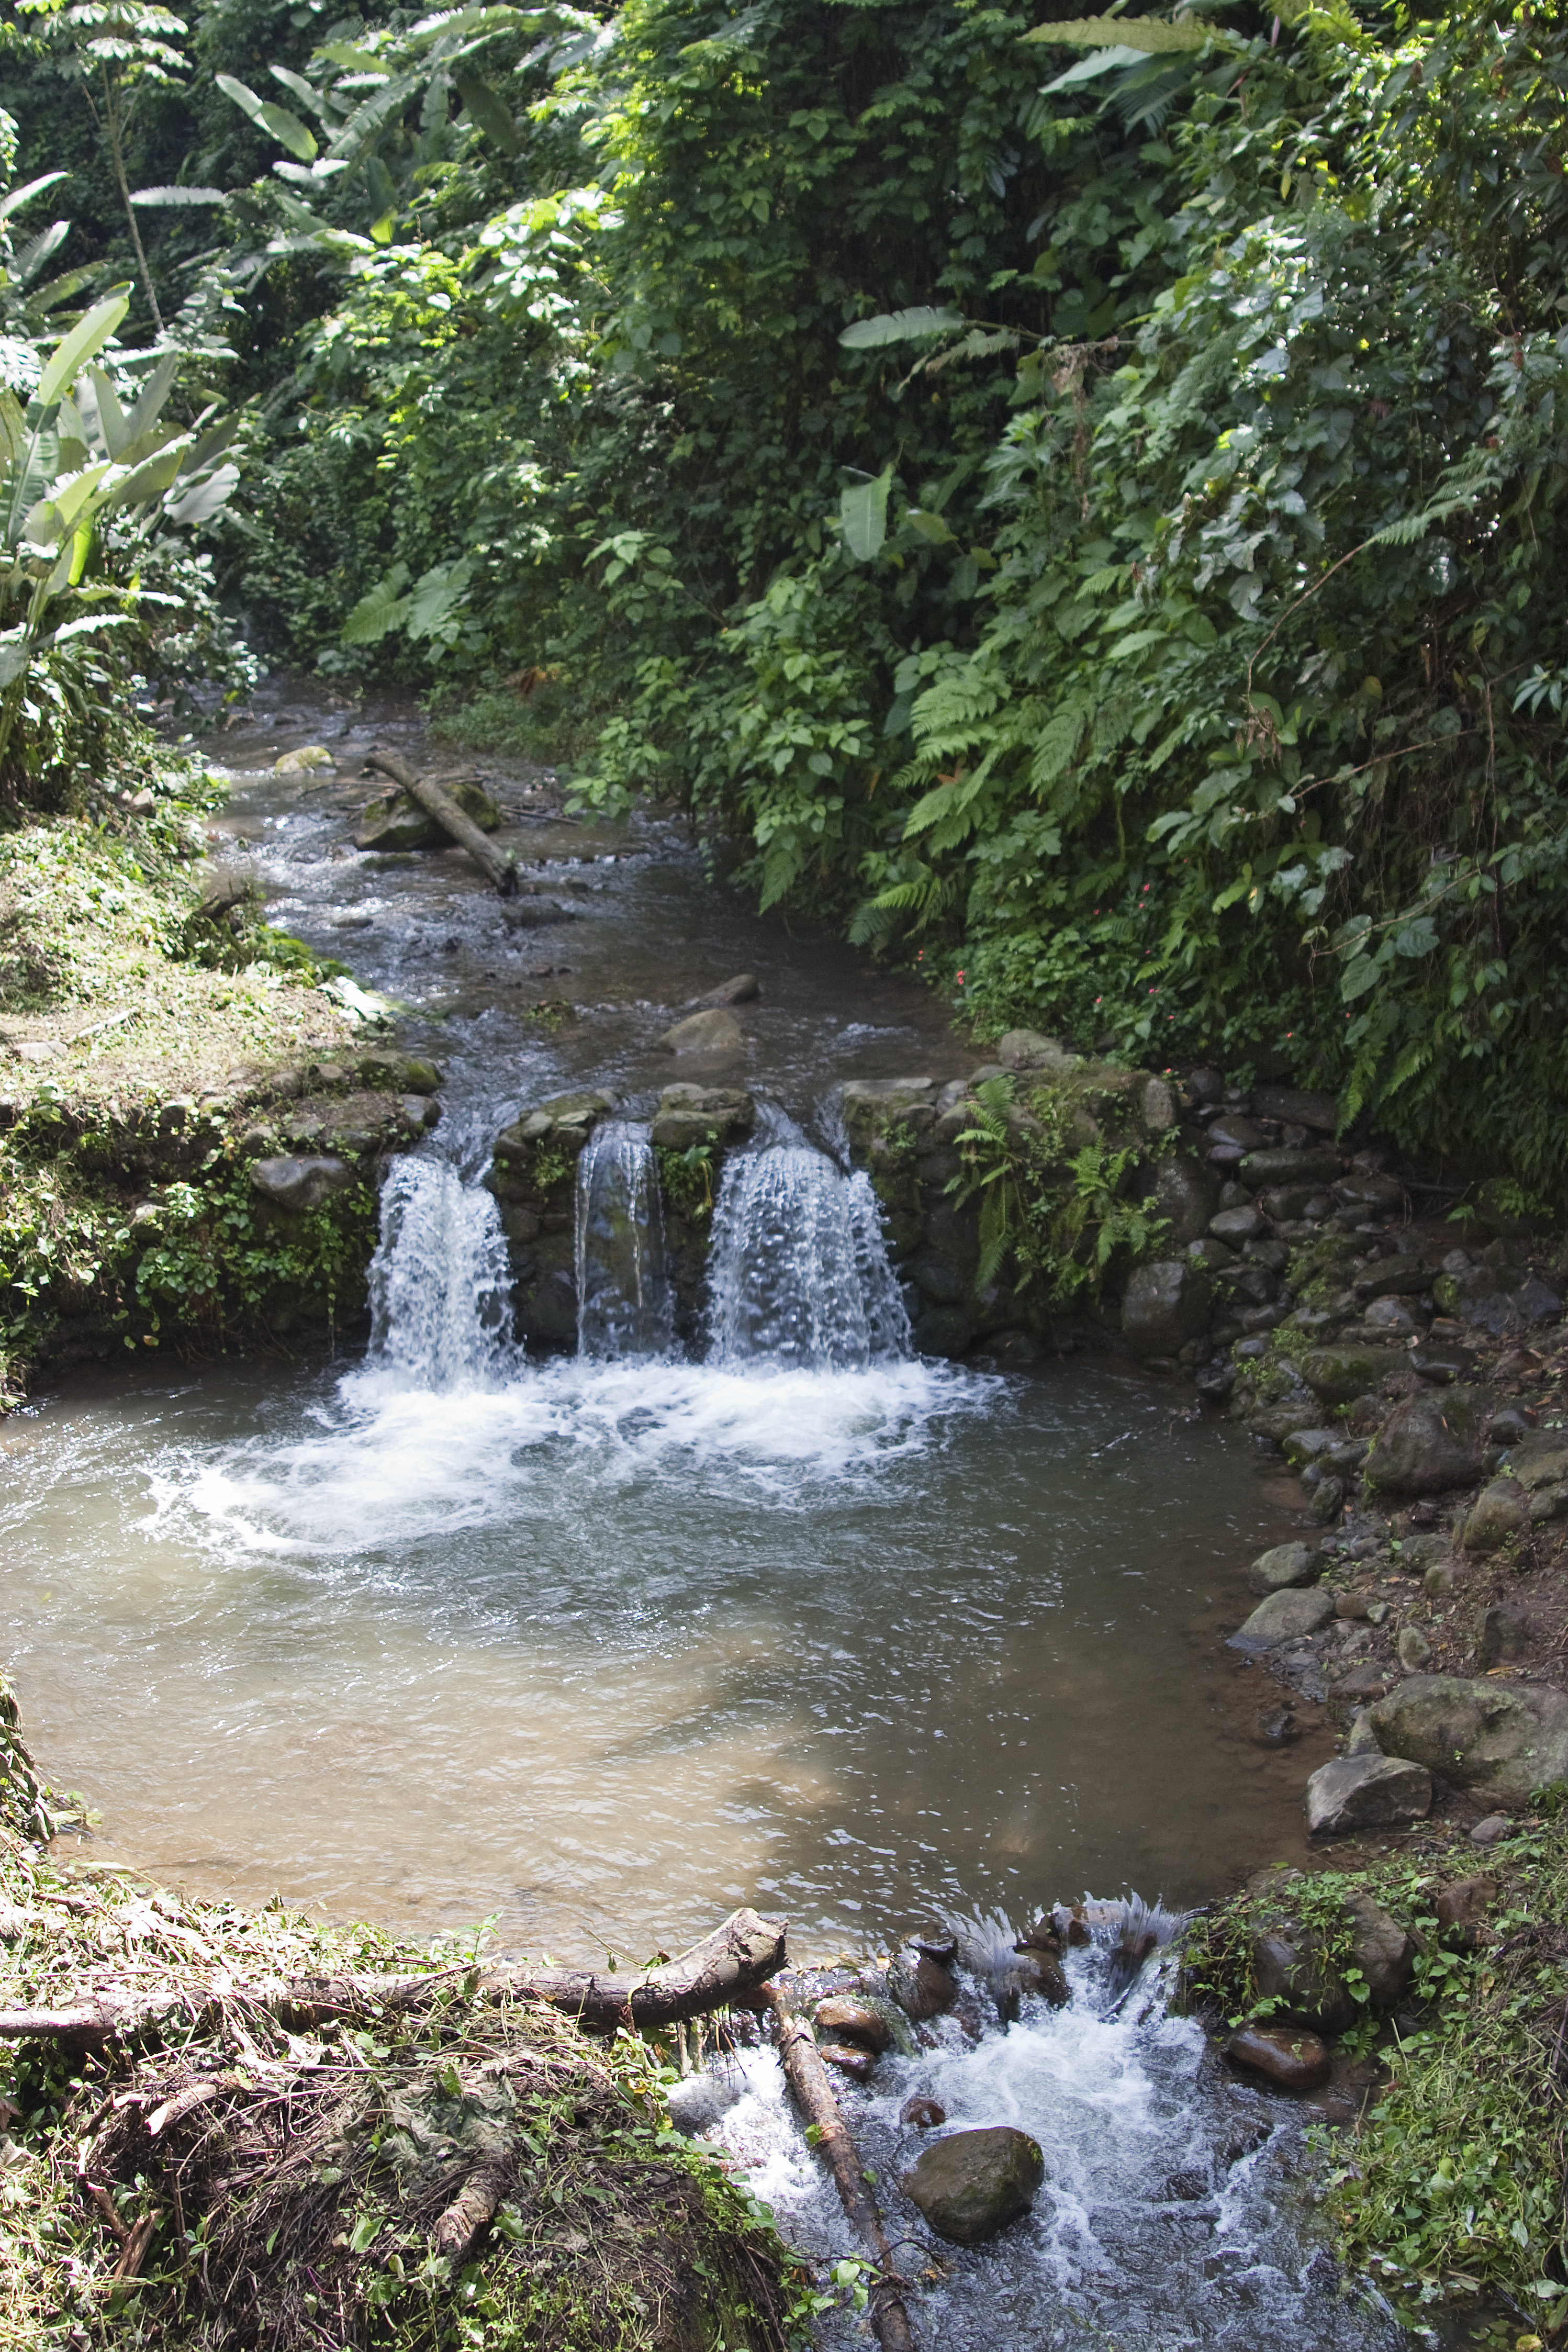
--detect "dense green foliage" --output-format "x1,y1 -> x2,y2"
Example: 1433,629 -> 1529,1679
3,0 -> 1567,1193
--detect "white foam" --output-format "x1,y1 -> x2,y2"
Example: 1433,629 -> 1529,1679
163,1354 -> 995,1559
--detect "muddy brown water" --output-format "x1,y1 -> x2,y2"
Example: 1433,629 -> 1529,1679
2,681 -> 1337,1959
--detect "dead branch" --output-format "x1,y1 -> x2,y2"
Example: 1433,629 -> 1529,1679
433,2157 -> 513,2260
763,1987 -> 917,2352
364,746 -> 517,896
0,1908 -> 788,2047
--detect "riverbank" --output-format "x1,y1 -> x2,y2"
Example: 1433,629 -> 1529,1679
0,1683 -> 810,2352
0,752 -> 445,1403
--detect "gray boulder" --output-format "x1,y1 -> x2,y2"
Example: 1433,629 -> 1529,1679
1306,1753 -> 1432,1838
1122,1258 -> 1213,1357
649,1084 -> 754,1152
353,776 -> 500,851
657,1007 -> 745,1055
1252,1086 -> 1340,1133
1364,1385 -> 1488,1496
1246,1541 -> 1322,1597
1250,1884 -> 1415,2029
902,2126 -> 1044,2245
250,1155 -> 354,1213
687,972 -> 759,1008
1153,1152 -> 1219,1245
996,1029 -> 1078,1073
1298,1343 -> 1404,1405
1368,1674 -> 1568,1806
1229,1586 -> 1336,1650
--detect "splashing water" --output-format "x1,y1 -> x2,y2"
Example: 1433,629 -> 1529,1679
575,1120 -> 674,1359
366,1158 -> 517,1391
690,1909 -> 1401,2352
707,1143 -> 910,1370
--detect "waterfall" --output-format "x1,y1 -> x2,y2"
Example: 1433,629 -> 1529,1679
367,1158 -> 517,1390
574,1120 -> 674,1359
707,1143 -> 910,1370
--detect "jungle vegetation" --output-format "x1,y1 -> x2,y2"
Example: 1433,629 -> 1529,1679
2,0 -> 1566,1189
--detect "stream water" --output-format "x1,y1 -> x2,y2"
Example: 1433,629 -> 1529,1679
0,681 -> 1408,2347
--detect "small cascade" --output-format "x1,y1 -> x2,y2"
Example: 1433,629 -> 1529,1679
367,1158 -> 517,1391
574,1120 -> 674,1359
707,1142 -> 910,1370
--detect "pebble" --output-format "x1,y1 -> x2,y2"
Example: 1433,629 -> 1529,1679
1470,1813 -> 1511,1846
813,1996 -> 890,2052
901,2096 -> 946,2130
819,2040 -> 876,2082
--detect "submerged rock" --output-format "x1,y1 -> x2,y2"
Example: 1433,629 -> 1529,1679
902,2126 -> 1044,2244
812,1996 -> 890,2053
250,1154 -> 355,1213
1368,1673 -> 1568,1806
1305,1753 -> 1432,1837
1224,2024 -> 1331,2092
819,2040 -> 876,2082
901,2096 -> 946,2131
656,1007 -> 745,1056
688,973 -> 759,1008
354,776 -> 500,851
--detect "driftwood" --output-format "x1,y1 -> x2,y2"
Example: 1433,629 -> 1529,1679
364,745 -> 518,895
764,1987 -> 917,2352
0,1907 -> 787,2047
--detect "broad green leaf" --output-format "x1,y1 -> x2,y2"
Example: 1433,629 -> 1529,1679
129,185 -> 230,206
124,355 -> 180,444
0,634 -> 29,687
342,565 -> 412,644
215,71 -> 267,121
271,64 -> 339,121
454,71 -> 519,151
86,366 -> 130,458
841,467 -> 892,562
38,292 -> 131,410
13,221 -> 70,286
1021,15 -> 1213,51
1042,44 -> 1159,88
839,308 -> 964,349
406,556 -> 473,639
0,172 -> 67,228
163,462 -> 239,527
906,509 -> 957,545
259,102 -> 319,161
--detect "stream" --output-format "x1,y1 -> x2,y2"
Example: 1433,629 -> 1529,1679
0,680 -> 1411,2348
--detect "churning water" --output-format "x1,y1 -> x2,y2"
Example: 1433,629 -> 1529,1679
683,1919 -> 1403,2352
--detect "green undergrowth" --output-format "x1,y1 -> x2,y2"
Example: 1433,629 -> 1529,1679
1182,1817 -> 1568,2327
943,1073 -> 1171,1302
0,766 -> 391,1399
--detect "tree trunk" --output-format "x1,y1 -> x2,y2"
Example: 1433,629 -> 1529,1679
364,746 -> 517,895
763,1988 -> 918,2352
0,1907 -> 787,2046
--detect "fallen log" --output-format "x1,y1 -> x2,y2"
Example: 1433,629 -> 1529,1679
764,1986 -> 917,2352
0,1907 -> 787,2046
364,745 -> 518,896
